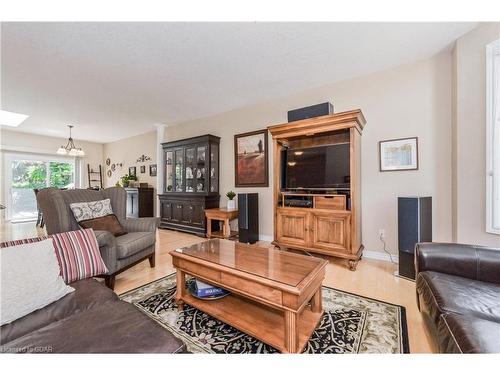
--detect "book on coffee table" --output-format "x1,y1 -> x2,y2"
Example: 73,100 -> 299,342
193,279 -> 228,298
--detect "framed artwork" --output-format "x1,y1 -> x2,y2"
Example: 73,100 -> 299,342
234,129 -> 269,187
149,164 -> 157,177
379,137 -> 419,172
140,165 -> 146,173
129,166 -> 136,176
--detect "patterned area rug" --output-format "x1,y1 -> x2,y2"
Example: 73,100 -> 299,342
120,274 -> 409,354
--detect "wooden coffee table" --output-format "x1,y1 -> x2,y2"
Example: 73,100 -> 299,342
170,239 -> 327,353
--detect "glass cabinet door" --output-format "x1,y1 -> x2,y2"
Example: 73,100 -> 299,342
185,148 -> 195,192
174,149 -> 184,192
165,150 -> 174,192
210,144 -> 219,193
195,146 -> 206,192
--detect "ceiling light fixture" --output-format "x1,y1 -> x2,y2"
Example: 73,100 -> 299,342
57,125 -> 85,157
0,110 -> 29,127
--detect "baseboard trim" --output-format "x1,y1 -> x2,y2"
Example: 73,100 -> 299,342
362,250 -> 399,264
258,234 -> 274,242
256,237 -> 399,264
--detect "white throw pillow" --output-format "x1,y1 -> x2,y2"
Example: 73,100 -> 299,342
0,239 -> 75,325
69,198 -> 113,222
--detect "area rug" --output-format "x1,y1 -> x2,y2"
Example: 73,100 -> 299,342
120,274 -> 409,354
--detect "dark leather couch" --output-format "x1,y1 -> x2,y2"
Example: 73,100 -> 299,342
0,279 -> 185,353
415,242 -> 500,353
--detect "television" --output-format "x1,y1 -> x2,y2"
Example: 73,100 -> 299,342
284,143 -> 350,190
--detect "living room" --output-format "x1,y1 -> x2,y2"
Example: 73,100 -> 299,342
1,1 -> 499,373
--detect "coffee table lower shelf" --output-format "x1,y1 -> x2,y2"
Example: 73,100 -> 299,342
179,291 -> 323,353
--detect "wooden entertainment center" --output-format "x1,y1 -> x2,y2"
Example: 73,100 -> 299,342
268,109 -> 366,270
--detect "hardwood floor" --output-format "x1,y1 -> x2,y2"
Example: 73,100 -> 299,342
0,221 -> 435,353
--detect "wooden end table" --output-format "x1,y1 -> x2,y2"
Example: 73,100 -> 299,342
170,239 -> 327,353
204,208 -> 239,239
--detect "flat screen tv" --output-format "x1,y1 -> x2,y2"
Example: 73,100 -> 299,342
285,143 -> 350,189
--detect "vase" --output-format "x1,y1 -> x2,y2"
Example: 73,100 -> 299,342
227,200 -> 236,211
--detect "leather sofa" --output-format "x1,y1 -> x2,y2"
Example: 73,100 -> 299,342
415,242 -> 500,353
37,187 -> 158,289
0,278 -> 185,353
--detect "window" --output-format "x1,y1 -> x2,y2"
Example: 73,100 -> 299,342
486,38 -> 500,234
4,154 -> 76,222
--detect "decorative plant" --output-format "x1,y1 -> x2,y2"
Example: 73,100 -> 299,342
226,191 -> 236,200
120,173 -> 137,187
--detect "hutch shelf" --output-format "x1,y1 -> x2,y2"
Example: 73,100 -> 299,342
267,109 -> 366,270
158,134 -> 220,236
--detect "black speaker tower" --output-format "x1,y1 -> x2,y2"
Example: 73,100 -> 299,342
238,193 -> 259,244
398,196 -> 432,280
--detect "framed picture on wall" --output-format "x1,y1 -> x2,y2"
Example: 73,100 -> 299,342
234,129 -> 269,187
379,137 -> 419,172
129,166 -> 136,176
140,165 -> 146,174
149,164 -> 157,177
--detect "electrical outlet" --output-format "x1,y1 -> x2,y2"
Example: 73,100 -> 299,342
378,229 -> 386,239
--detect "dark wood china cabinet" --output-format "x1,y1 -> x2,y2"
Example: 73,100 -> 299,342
158,134 -> 220,235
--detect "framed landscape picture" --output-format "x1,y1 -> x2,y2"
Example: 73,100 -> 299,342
129,166 -> 136,176
234,129 -> 269,187
379,137 -> 419,172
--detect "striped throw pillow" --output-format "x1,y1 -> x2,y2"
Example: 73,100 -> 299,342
0,229 -> 108,284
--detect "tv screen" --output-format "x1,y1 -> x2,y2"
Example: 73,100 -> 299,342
285,143 -> 350,189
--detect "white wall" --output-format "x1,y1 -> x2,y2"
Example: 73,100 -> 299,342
102,131 -> 157,189
165,51 -> 453,254
453,23 -> 500,247
102,130 -> 158,212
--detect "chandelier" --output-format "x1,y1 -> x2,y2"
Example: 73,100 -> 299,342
57,125 -> 85,157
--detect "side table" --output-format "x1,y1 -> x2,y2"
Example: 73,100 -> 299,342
205,208 -> 239,239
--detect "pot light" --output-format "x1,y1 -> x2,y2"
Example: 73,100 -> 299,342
0,110 -> 29,127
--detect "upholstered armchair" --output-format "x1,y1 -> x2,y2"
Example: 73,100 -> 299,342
37,187 -> 159,289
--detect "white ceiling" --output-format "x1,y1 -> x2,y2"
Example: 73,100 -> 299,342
1,22 -> 476,143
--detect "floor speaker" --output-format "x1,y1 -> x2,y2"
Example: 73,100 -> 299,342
238,193 -> 259,244
398,196 -> 432,280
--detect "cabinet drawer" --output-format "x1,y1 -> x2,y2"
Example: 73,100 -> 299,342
176,259 -> 221,283
314,196 -> 346,210
220,273 -> 283,305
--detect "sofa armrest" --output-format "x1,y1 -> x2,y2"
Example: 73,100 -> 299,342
121,217 -> 159,233
94,230 -> 117,274
415,242 -> 500,284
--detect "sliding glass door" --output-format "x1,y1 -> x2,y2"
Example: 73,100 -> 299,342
5,154 -> 75,222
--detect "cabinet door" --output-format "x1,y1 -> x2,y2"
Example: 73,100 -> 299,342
182,204 -> 193,224
195,145 -> 207,193
172,202 -> 184,223
185,147 -> 195,193
276,208 -> 309,247
190,203 -> 205,226
310,211 -> 351,253
209,143 -> 219,193
164,150 -> 174,192
161,201 -> 172,221
174,149 -> 184,192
